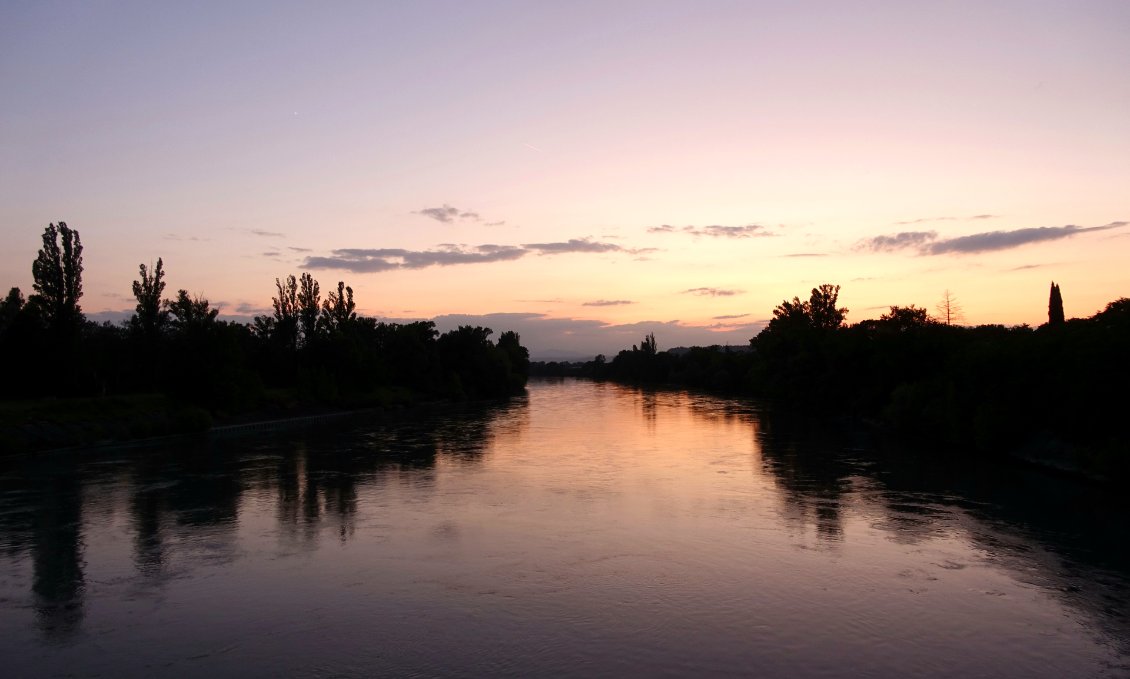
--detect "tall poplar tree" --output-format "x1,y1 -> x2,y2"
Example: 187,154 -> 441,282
131,258 -> 168,339
272,275 -> 299,350
31,222 -> 84,333
297,273 -> 321,344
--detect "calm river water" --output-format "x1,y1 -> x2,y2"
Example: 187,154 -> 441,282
1,379 -> 1128,677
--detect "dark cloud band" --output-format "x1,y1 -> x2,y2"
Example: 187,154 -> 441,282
303,237 -> 643,273
860,221 -> 1126,255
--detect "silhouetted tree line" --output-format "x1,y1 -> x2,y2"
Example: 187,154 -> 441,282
1,223 -> 529,414
541,283 -> 1128,478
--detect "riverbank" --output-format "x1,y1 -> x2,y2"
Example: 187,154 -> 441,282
0,386 -> 428,455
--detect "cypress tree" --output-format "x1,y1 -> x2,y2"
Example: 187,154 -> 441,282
1048,282 -> 1065,326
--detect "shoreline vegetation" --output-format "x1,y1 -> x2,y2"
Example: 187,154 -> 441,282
1,223 -> 530,454
531,284 -> 1129,483
3,222 -> 1126,482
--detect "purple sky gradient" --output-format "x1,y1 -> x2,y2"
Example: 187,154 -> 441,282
3,1 -> 1128,356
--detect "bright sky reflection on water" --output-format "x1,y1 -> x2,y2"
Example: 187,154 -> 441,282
0,379 -> 1127,677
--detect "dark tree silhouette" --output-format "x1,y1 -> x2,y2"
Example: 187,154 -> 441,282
272,275 -> 299,349
130,258 -> 168,339
766,283 -> 848,335
498,330 -> 530,384
322,281 -> 357,332
878,305 -> 933,332
0,287 -> 24,334
166,290 -> 218,331
1048,281 -> 1065,326
640,332 -> 658,356
809,283 -> 847,330
30,222 -> 84,333
297,272 -> 321,344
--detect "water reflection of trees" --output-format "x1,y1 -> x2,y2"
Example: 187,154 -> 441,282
261,399 -> 526,544
751,408 -> 1130,654
0,395 -> 527,642
127,442 -> 244,579
0,458 -> 86,641
31,468 -> 85,640
755,413 -> 854,545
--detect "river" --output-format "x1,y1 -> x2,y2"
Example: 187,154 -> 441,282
1,378 -> 1127,677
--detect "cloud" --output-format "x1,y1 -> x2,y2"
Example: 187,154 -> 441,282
648,224 -> 773,238
697,225 -> 772,238
860,231 -> 939,252
228,228 -> 284,237
927,222 -> 1126,255
583,300 -> 634,307
683,287 -> 744,297
303,235 -> 655,273
1006,264 -> 1046,271
417,204 -> 484,223
235,302 -> 268,315
87,309 -> 132,325
484,221 -> 506,227
305,244 -> 526,272
523,238 -> 624,254
893,214 -> 999,226
783,253 -> 827,258
713,313 -> 749,320
861,221 -> 1127,255
164,233 -> 206,241
288,246 -> 312,253
417,205 -> 460,223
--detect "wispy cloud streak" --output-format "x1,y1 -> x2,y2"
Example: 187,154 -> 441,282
893,214 -> 999,226
524,238 -> 655,256
305,245 -> 525,272
303,237 -> 650,273
683,287 -> 744,297
860,221 -> 1127,255
649,224 -> 773,238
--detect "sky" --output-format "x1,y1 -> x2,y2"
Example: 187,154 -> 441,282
2,0 -> 1128,358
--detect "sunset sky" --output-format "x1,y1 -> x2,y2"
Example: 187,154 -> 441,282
2,1 -> 1128,357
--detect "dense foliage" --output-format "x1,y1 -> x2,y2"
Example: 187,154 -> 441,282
536,284 -> 1129,479
2,224 -> 530,419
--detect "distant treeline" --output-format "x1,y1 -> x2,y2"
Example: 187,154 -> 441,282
533,284 -> 1129,479
1,223 -> 530,414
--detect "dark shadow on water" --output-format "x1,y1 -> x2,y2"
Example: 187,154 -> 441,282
0,395 -> 529,642
598,381 -> 1130,660
751,404 -> 1130,658
31,468 -> 85,641
0,459 -> 87,642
